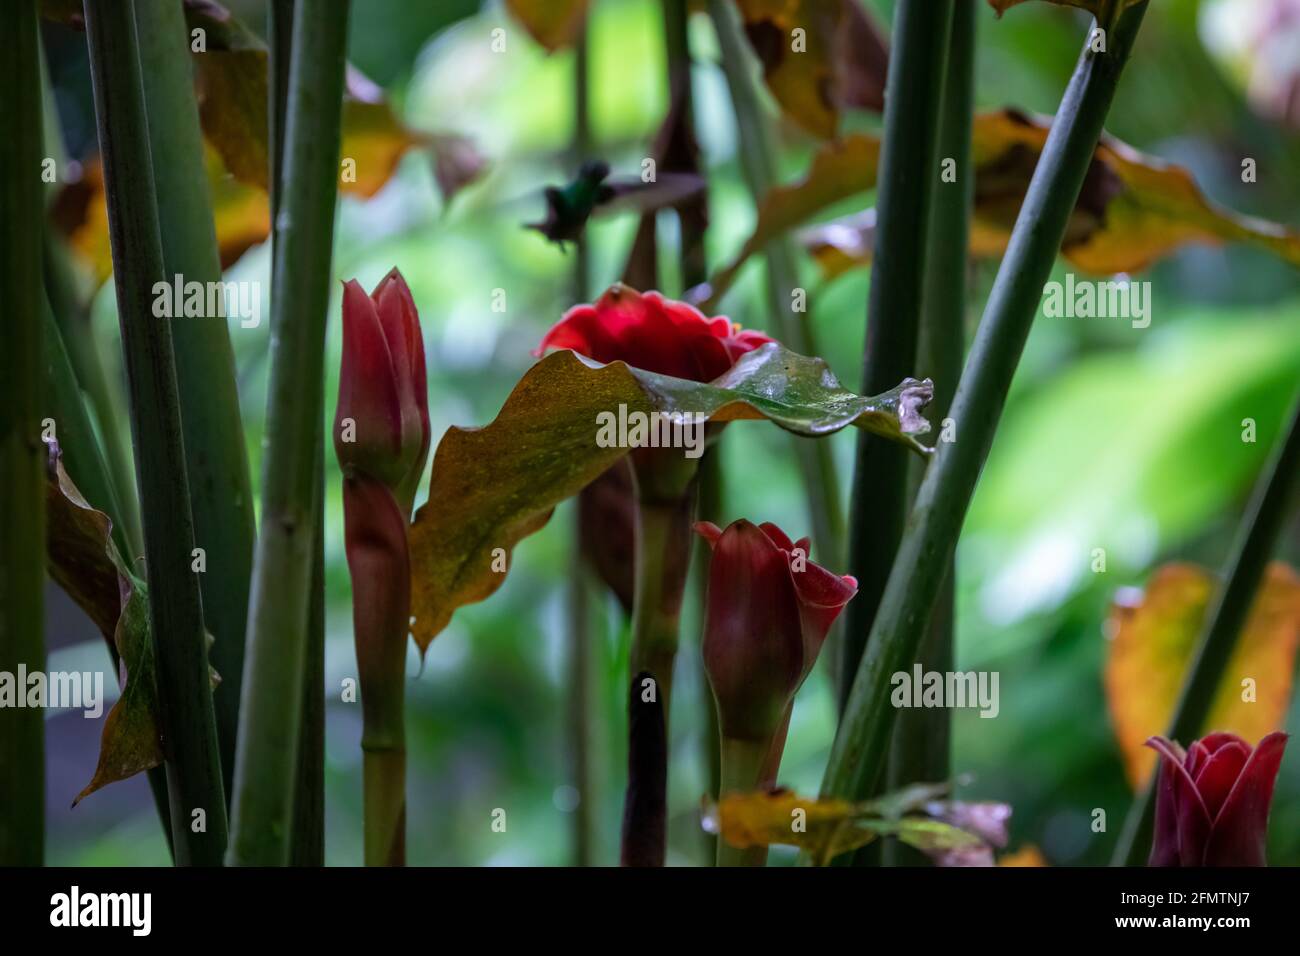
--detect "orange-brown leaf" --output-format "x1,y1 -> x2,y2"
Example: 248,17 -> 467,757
504,0 -> 592,52
1103,561 -> 1300,788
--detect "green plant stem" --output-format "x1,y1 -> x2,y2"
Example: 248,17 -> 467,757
83,0 -> 229,865
882,0 -> 977,866
716,736 -> 770,867
707,0 -> 843,564
664,0 -> 707,291
839,0 -> 955,726
227,0 -> 350,866
0,0 -> 46,867
1113,390 -> 1300,866
133,0 -> 256,809
43,235 -> 143,562
695,448 -> 723,865
810,3 -> 1150,863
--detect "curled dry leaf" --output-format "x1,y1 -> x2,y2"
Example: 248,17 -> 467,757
702,787 -> 1006,866
407,340 -> 932,650
1104,561 -> 1300,788
736,0 -> 889,140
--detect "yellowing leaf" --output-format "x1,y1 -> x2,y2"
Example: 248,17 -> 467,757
999,844 -> 1049,866
504,0 -> 592,52
712,109 -> 1300,302
735,0 -> 888,139
408,339 -> 932,650
706,787 -> 994,866
1104,562 -> 1300,788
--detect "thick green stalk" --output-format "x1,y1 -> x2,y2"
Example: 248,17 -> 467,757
707,0 -> 844,564
227,0 -> 350,866
1113,391 -> 1300,865
83,0 -> 229,865
43,235 -> 144,561
133,0 -> 256,807
882,0 -> 977,866
716,736 -> 770,867
813,5 -> 1150,855
0,0 -> 46,867
664,0 -> 707,290
839,0 -> 955,720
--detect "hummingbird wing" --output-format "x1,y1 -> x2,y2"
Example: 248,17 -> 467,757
595,173 -> 706,216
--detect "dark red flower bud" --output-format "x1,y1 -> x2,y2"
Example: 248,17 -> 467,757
696,519 -> 857,742
536,284 -> 773,383
1147,731 -> 1288,866
335,268 -> 430,514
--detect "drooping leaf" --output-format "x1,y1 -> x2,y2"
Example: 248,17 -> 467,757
734,0 -> 888,139
504,0 -> 592,52
707,109 -> 1300,304
43,443 -> 163,802
408,340 -> 933,650
43,441 -> 221,803
702,787 -> 998,866
1104,561 -> 1300,788
987,0 -> 1147,17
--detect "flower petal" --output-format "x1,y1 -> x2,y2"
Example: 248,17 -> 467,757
337,279 -> 403,478
1193,739 -> 1250,822
1145,735 -> 1212,866
1203,732 -> 1288,866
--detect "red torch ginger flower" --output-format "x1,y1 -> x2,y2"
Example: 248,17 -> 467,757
336,268 -> 431,514
536,284 -> 773,382
1147,731 -> 1288,867
696,519 -> 857,742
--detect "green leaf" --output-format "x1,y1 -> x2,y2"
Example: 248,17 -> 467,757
987,0 -> 1146,17
408,343 -> 933,650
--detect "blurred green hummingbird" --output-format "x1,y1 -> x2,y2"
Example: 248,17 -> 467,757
526,159 -> 704,248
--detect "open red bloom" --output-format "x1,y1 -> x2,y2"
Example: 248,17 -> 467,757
536,284 -> 773,382
696,519 -> 857,742
335,268 -> 430,513
1147,731 -> 1288,866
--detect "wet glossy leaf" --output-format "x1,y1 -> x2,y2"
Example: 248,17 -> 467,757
408,342 -> 932,650
735,0 -> 888,139
1104,561 -> 1300,788
504,0 -> 592,52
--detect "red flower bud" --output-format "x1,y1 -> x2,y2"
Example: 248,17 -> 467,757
335,268 -> 430,514
1147,731 -> 1288,866
696,519 -> 857,742
536,284 -> 773,383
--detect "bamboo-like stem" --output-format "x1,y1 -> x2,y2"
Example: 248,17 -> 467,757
620,471 -> 696,866
133,0 -> 256,808
1113,391 -> 1300,865
227,0 -> 350,866
706,0 -> 844,564
716,736 -> 770,867
83,0 -> 229,865
811,5 -> 1150,859
43,235 -> 144,561
664,0 -> 707,290
694,449 -> 723,865
0,0 -> 46,867
882,0 -> 977,867
839,0 -> 955,725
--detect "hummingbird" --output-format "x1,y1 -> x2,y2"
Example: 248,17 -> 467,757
525,159 -> 704,248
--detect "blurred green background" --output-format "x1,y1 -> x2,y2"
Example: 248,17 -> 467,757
39,0 -> 1300,865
